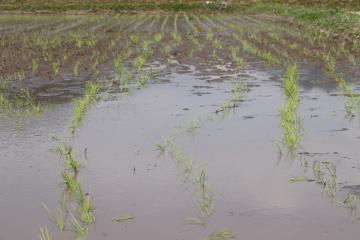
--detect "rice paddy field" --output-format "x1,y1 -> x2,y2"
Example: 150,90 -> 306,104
1,7 -> 360,240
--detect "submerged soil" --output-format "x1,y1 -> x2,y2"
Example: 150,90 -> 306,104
0,12 -> 360,240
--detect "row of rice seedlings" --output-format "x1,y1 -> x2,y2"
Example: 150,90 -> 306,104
0,86 -> 43,115
301,156 -> 357,210
240,39 -> 281,65
230,47 -> 246,70
216,74 -> 248,114
194,165 -> 215,224
71,82 -> 101,133
319,51 -> 360,118
279,64 -> 302,153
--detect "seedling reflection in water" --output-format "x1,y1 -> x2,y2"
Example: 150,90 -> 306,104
207,230 -> 235,240
39,227 -> 52,240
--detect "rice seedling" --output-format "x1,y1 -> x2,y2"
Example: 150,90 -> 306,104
72,216 -> 88,238
340,42 -> 357,66
153,32 -> 163,42
71,82 -> 101,132
280,64 -> 302,152
39,227 -> 52,240
52,60 -> 60,76
207,230 -> 235,240
313,158 -> 323,184
43,203 -> 65,232
198,190 -> 214,220
133,55 -> 146,72
112,215 -> 134,222
73,61 -> 81,77
323,163 -> 337,198
341,192 -> 357,210
188,119 -> 200,133
31,59 -> 39,73
171,14 -> 182,45
62,171 -> 78,192
284,64 -> 299,100
79,196 -> 95,224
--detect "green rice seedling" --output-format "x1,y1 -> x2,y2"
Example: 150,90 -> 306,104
206,31 -> 213,41
71,82 -> 100,131
133,55 -> 146,72
55,208 -> 65,232
171,14 -> 182,45
75,34 -> 84,49
114,54 -> 123,74
137,74 -> 149,88
112,215 -> 134,222
323,163 -> 337,198
163,44 -> 172,55
62,171 -> 78,192
260,51 -> 281,65
43,52 -> 52,62
280,64 -> 302,152
284,64 -> 299,99
313,159 -> 322,184
155,142 -> 166,155
153,32 -> 163,42
213,38 -> 222,49
198,190 -> 214,220
79,196 -> 95,224
52,60 -> 60,76
32,59 -> 39,73
72,216 -> 88,238
207,230 -> 235,240
342,192 -> 357,210
340,42 -> 357,66
241,40 -> 258,55
130,34 -> 140,44
43,203 -> 65,232
39,227 -> 52,240
0,94 -> 12,112
73,61 -> 81,77
67,153 -> 80,175
188,119 -> 200,133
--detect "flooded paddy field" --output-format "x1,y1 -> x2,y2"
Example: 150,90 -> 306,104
1,12 -> 360,240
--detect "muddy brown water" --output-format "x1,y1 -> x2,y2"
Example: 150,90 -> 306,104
1,14 -> 360,240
